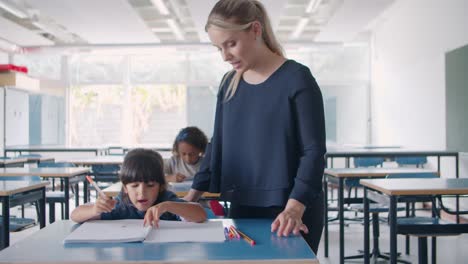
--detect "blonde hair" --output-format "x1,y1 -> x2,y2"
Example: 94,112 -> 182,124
206,0 -> 284,101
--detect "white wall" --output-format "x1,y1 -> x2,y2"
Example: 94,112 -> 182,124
371,0 -> 468,148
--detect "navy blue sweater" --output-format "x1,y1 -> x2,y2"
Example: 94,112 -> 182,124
192,60 -> 326,208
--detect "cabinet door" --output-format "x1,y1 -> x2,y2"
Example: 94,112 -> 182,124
41,95 -> 59,144
6,89 -> 29,146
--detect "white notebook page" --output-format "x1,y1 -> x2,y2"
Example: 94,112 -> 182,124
64,219 -> 225,244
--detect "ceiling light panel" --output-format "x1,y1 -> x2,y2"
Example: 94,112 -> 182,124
25,0 -> 159,44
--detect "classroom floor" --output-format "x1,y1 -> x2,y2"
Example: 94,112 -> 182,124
6,201 -> 468,263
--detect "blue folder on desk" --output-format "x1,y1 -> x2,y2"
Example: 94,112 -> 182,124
0,216 -> 36,232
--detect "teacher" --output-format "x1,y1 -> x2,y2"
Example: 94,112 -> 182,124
184,0 -> 326,253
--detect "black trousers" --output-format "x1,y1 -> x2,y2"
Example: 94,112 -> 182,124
228,193 -> 324,254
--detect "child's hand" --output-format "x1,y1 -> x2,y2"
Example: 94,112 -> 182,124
175,173 -> 186,182
92,196 -> 116,215
144,202 -> 169,228
166,173 -> 186,182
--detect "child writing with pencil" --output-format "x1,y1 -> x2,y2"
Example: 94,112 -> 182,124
165,126 -> 208,183
71,148 -> 207,226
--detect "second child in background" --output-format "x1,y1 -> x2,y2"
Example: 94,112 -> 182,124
70,148 -> 206,226
165,127 -> 208,183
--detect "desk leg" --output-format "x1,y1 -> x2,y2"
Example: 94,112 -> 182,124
74,182 -> 79,208
389,195 -> 397,264
83,179 -> 88,204
456,154 -> 459,223
323,176 -> 329,257
64,178 -> 70,220
364,187 -> 370,264
39,187 -> 46,228
0,196 -> 9,250
339,178 -> 344,264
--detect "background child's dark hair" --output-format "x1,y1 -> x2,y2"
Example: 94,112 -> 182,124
119,148 -> 166,203
172,126 -> 208,154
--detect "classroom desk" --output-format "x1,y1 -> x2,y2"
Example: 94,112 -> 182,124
0,219 -> 318,263
63,155 -> 125,166
323,167 -> 437,263
62,152 -> 172,167
0,167 -> 91,219
0,158 -> 27,168
103,182 -> 220,199
0,180 -> 49,250
122,145 -> 172,153
25,156 -> 55,164
360,178 -> 468,264
4,145 -> 109,157
325,148 -> 458,177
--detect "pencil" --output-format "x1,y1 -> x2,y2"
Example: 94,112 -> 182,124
85,175 -> 108,199
232,226 -> 256,245
229,225 -> 240,238
224,227 -> 230,239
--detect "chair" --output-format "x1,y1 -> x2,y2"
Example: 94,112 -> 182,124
91,164 -> 120,183
395,156 -> 427,168
38,162 -> 76,223
1,176 -> 41,230
347,203 -> 409,263
348,172 -> 438,263
347,157 -> 385,202
385,172 -> 450,264
90,164 -> 121,198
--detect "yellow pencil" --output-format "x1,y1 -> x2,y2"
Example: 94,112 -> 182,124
232,226 -> 256,245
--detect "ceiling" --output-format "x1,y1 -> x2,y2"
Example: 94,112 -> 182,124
0,0 -> 395,52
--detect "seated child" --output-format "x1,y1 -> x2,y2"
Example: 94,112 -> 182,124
71,148 -> 207,226
165,126 -> 208,183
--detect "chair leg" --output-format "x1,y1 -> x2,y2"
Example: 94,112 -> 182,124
61,203 -> 64,219
404,202 -> 411,255
48,202 -> 55,224
431,237 -> 437,264
344,212 -> 410,264
418,237 -> 428,264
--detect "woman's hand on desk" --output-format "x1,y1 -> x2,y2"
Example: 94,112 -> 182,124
271,199 -> 308,237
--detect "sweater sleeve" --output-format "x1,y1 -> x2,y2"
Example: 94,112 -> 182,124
191,142 -> 212,191
288,67 -> 327,207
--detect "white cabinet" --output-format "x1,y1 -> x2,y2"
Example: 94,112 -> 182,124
5,89 -> 29,146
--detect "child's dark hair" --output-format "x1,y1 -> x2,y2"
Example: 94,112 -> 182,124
120,148 -> 166,202
172,126 -> 208,154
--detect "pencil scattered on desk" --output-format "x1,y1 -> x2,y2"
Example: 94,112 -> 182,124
229,225 -> 240,238
230,225 -> 256,246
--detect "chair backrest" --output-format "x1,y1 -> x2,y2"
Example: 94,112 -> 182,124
354,157 -> 385,167
395,156 -> 427,167
386,172 -> 438,179
38,162 -> 76,168
108,147 -> 125,156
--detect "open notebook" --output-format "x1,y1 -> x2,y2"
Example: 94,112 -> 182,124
64,219 -> 226,244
